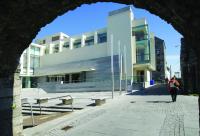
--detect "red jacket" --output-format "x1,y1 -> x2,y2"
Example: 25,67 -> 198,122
168,79 -> 180,92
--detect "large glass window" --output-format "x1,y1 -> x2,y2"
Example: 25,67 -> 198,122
98,33 -> 107,43
136,48 -> 150,63
63,42 -> 69,48
42,40 -> 46,44
74,39 -> 81,48
156,49 -> 160,55
30,46 -> 40,55
52,36 -> 60,41
53,44 -> 59,53
46,72 -> 86,83
85,36 -> 94,46
132,31 -> 147,41
30,55 -> 40,70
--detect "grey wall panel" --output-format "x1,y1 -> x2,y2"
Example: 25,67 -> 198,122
37,55 -> 126,92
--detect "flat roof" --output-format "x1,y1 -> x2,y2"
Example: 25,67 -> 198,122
108,6 -> 131,16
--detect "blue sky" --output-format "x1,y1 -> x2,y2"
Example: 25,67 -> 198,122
34,2 -> 182,75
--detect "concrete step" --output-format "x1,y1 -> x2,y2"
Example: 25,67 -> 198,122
22,110 -> 54,115
22,105 -> 82,110
22,107 -> 73,113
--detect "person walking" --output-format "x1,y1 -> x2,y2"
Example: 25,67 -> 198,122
168,76 -> 180,102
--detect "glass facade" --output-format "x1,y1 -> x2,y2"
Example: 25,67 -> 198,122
132,25 -> 150,64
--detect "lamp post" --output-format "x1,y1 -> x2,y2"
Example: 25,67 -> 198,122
118,40 -> 122,95
124,45 -> 127,92
110,34 -> 114,99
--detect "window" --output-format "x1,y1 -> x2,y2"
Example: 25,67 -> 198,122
74,39 -> 81,48
157,66 -> 161,71
133,31 -> 146,41
30,47 -> 40,55
98,33 -> 107,43
52,36 -> 60,41
42,40 -> 46,44
85,36 -> 94,46
72,73 -> 81,83
45,48 -> 49,54
65,74 -> 70,83
156,49 -> 160,55
63,42 -> 69,48
23,54 -> 27,68
53,44 -> 59,53
136,48 -> 150,63
30,55 -> 40,69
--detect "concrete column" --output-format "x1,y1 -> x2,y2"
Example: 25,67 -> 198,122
59,41 -> 63,52
20,55 -> 23,75
26,77 -> 31,88
69,38 -> 74,50
69,74 -> 72,83
40,47 -> 45,56
27,47 -> 31,75
94,32 -> 98,44
0,73 -> 23,136
81,35 -> 86,47
49,44 -> 53,54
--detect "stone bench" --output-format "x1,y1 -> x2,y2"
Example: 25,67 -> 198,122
59,95 -> 73,111
36,98 -> 49,104
35,98 -> 49,114
91,98 -> 106,106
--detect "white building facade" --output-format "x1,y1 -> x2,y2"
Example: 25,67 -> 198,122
20,6 -> 156,92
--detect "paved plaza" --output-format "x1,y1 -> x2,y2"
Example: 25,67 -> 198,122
23,85 -> 199,136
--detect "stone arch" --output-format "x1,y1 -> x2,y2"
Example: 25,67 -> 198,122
0,0 -> 200,135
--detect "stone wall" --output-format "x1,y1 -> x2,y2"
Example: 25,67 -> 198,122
0,73 -> 22,136
180,38 -> 199,93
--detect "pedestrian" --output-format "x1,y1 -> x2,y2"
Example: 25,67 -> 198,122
168,76 -> 180,102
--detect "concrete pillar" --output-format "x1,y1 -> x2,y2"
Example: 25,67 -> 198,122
69,38 -> 74,50
20,55 -> 23,75
81,35 -> 86,47
49,44 -> 53,54
59,41 -> 63,52
94,32 -> 98,44
27,47 -> 30,75
69,74 -> 72,83
0,73 -> 23,136
40,46 -> 45,56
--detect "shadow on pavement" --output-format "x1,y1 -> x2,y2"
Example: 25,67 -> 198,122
146,101 -> 172,103
128,84 -> 171,95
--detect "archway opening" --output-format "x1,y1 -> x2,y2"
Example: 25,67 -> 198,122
20,3 -> 193,135
0,1 -> 199,136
